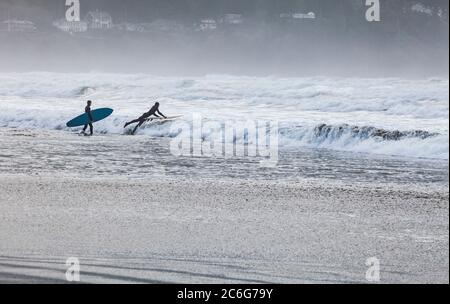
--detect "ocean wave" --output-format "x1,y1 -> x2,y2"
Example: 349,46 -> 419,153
75,86 -> 97,97
311,124 -> 438,141
0,73 -> 448,119
279,124 -> 448,159
0,72 -> 448,160
0,108 -> 447,160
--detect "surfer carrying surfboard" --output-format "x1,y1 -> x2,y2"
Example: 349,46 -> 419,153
80,100 -> 94,136
66,103 -> 113,134
124,102 -> 167,135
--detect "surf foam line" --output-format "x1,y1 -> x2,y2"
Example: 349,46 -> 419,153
0,109 -> 447,160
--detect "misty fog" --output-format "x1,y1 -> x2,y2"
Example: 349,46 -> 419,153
0,0 -> 448,77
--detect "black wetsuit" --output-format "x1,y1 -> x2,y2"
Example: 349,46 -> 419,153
82,105 -> 93,135
125,104 -> 166,134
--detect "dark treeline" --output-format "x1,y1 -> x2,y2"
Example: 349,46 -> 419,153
1,0 -> 448,23
0,0 -> 448,44
0,0 -> 448,76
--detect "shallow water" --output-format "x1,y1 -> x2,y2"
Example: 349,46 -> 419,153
0,128 -> 447,188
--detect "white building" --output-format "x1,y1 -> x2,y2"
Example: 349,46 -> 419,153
86,10 -> 113,30
280,12 -> 316,20
1,19 -> 37,32
197,19 -> 217,31
221,14 -> 243,25
53,19 -> 88,33
292,12 -> 316,19
148,19 -> 184,32
114,22 -> 146,33
411,3 -> 433,16
114,20 -> 184,34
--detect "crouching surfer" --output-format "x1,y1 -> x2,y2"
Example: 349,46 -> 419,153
124,102 -> 166,135
80,100 -> 93,136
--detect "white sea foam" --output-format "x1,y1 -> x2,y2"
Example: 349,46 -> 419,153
0,72 -> 448,159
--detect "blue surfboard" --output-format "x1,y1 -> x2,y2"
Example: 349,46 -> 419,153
66,108 -> 114,127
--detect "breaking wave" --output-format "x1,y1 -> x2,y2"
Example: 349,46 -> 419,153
279,124 -> 448,159
310,124 -> 438,141
75,86 -> 97,97
0,108 -> 447,159
0,72 -> 448,160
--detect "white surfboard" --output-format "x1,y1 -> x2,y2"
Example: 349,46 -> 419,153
144,115 -> 183,124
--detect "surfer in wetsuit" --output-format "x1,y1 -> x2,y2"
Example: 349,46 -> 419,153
124,102 -> 166,135
81,100 -> 93,136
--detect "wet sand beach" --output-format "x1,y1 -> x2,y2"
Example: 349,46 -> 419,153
0,174 -> 448,284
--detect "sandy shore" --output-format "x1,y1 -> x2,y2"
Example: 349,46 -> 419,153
0,175 -> 448,284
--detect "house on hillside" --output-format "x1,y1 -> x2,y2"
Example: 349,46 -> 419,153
86,10 -> 113,30
114,22 -> 146,33
114,20 -> 184,34
196,19 -> 217,31
280,12 -> 316,20
221,14 -> 243,25
1,19 -> 37,32
293,12 -> 316,19
148,19 -> 185,33
53,19 -> 88,33
411,3 -> 433,16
